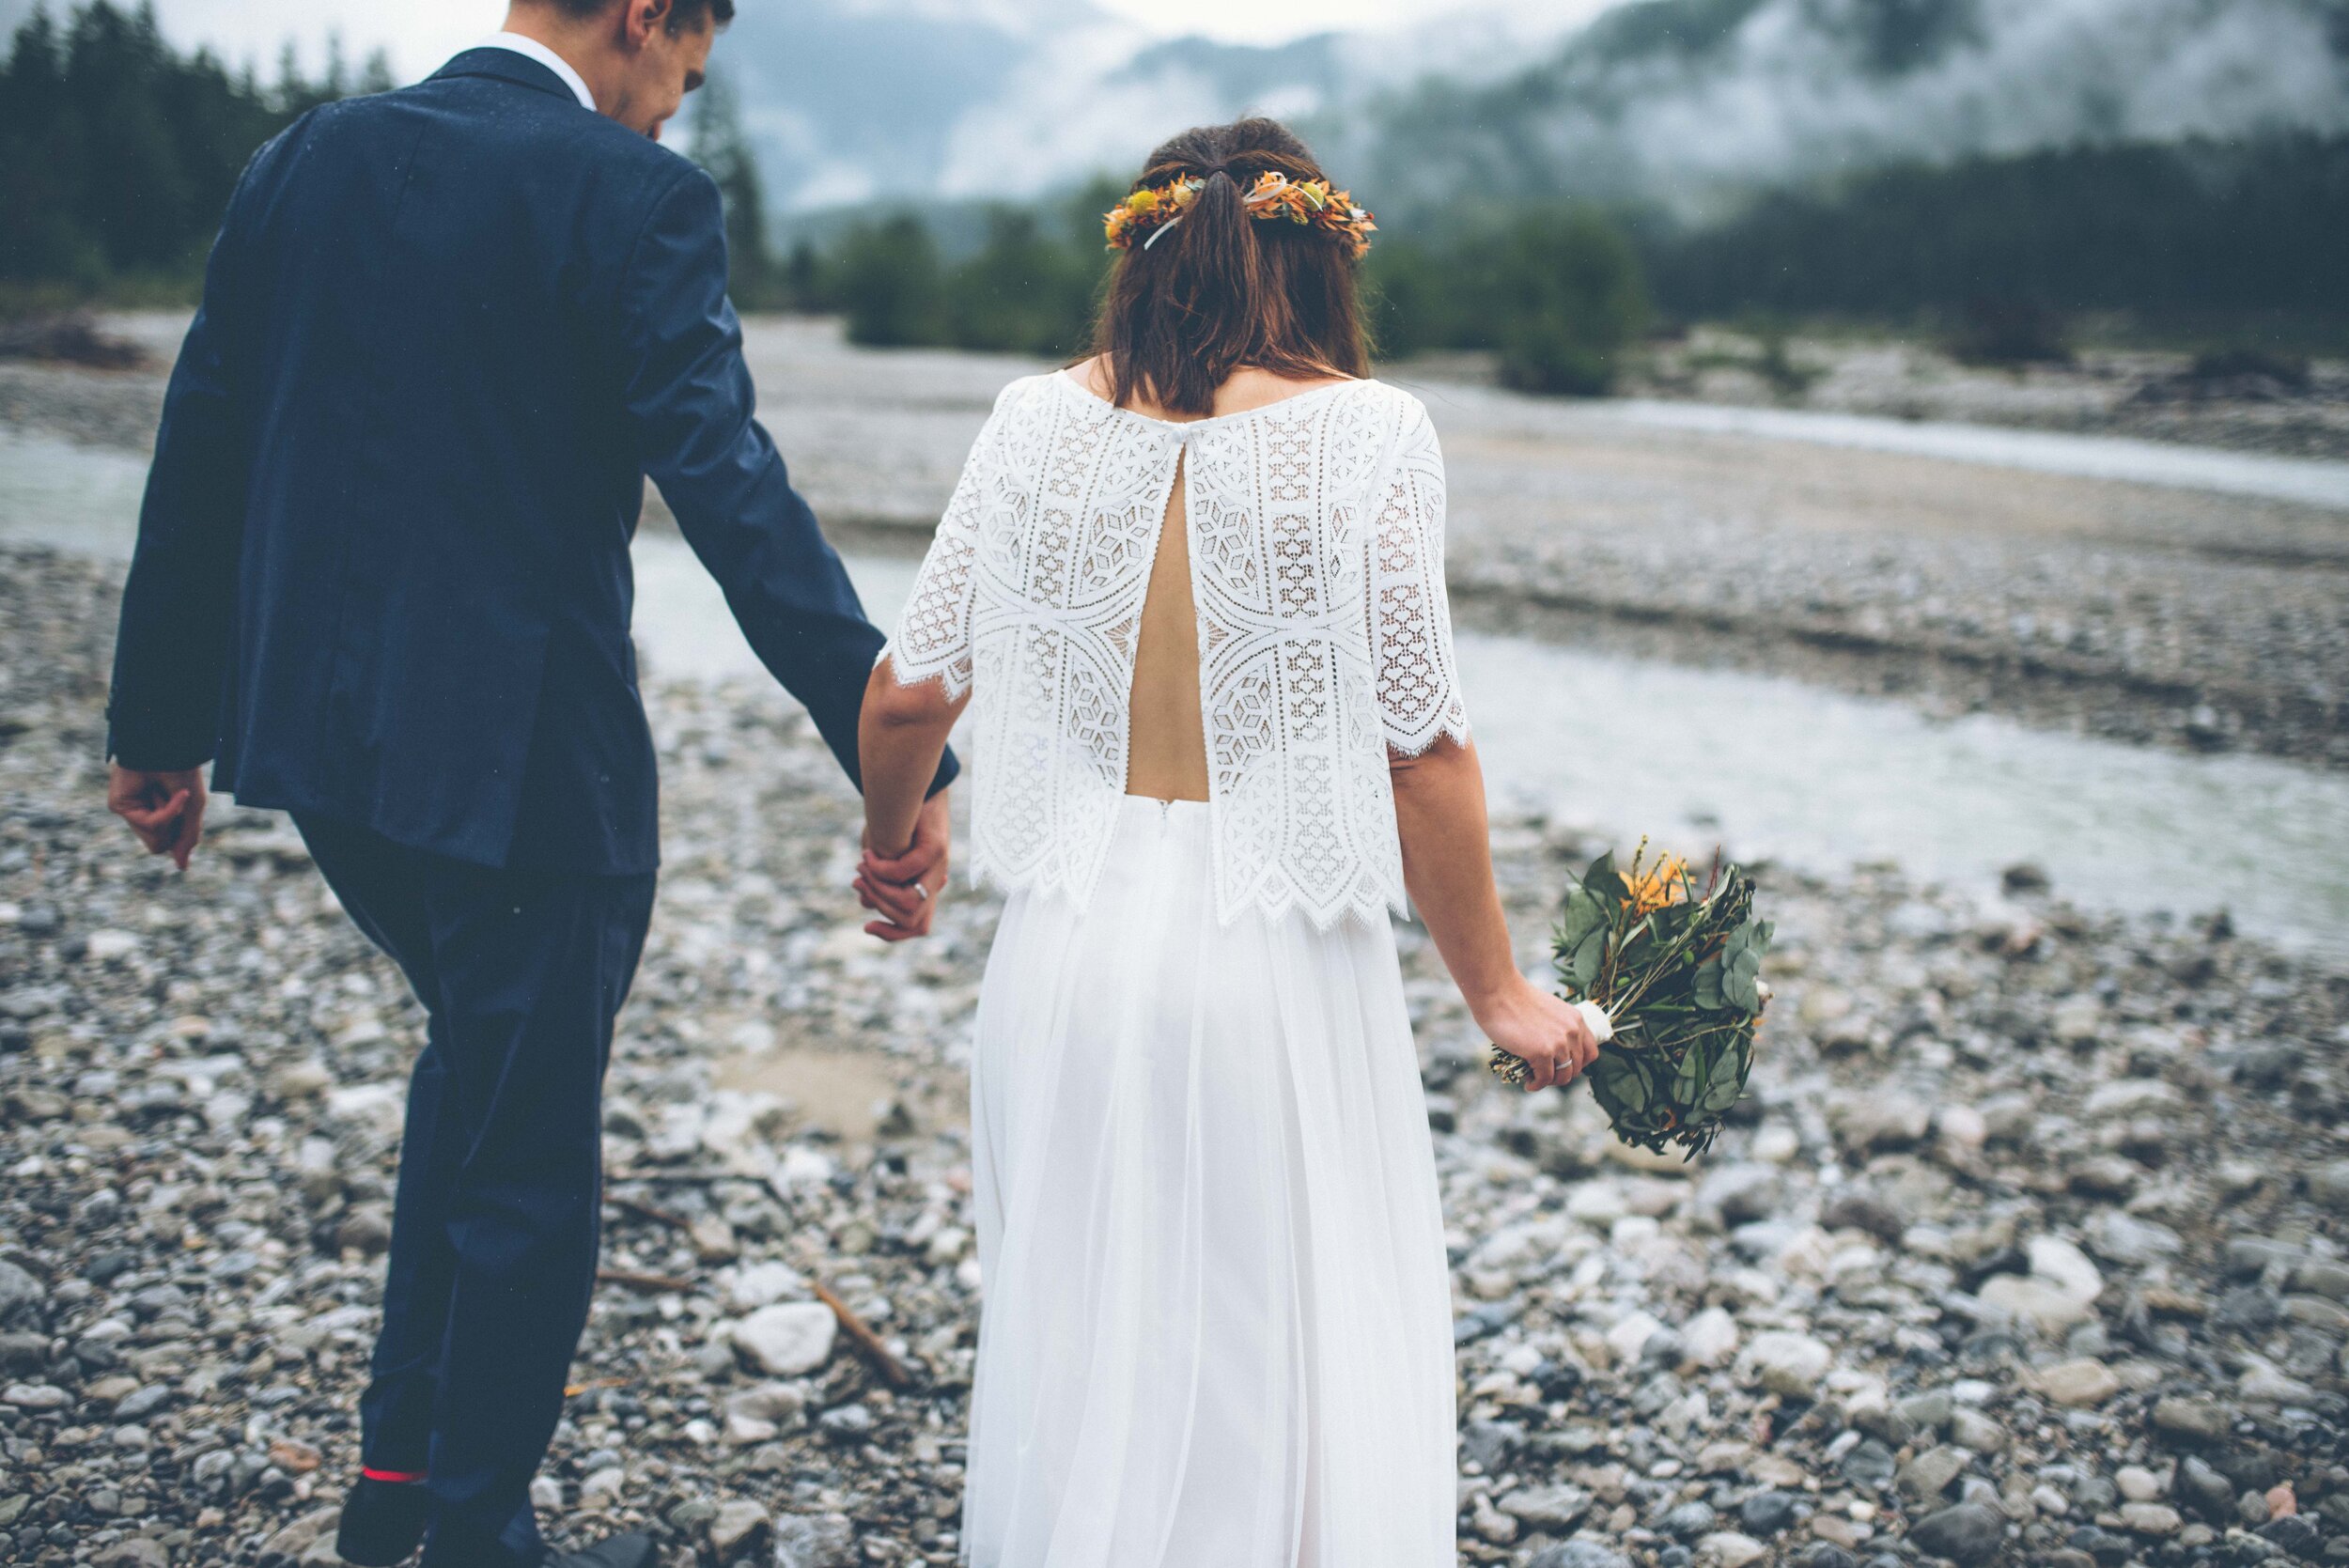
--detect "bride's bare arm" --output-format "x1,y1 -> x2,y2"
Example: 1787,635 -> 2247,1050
1391,737 -> 1597,1092
856,658 -> 969,940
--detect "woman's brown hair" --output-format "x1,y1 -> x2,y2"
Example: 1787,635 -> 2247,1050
1089,118 -> 1371,417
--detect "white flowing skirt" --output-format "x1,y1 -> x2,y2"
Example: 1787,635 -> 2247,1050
959,797 -> 1457,1568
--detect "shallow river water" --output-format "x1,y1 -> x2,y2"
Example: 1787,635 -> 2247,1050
8,425 -> 2348,957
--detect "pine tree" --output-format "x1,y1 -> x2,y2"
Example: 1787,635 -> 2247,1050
691,66 -> 780,308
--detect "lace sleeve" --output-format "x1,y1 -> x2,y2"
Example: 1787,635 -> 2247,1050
1369,399 -> 1470,755
880,383 -> 1014,699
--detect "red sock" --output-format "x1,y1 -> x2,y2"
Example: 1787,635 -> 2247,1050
362,1467 -> 428,1484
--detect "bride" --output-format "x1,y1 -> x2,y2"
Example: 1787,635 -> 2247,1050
851,116 -> 1599,1568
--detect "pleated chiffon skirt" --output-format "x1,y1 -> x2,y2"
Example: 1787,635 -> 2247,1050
959,796 -> 1457,1568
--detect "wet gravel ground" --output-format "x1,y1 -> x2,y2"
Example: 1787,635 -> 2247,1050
7,316 -> 2345,771
4,547 -> 2348,1568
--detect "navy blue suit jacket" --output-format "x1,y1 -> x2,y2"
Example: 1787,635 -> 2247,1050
105,48 -> 954,876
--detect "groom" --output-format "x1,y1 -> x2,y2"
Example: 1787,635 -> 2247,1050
102,3 -> 955,1565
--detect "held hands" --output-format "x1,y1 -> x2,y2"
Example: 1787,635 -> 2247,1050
107,764 -> 210,871
1475,977 -> 1600,1094
855,790 -> 952,943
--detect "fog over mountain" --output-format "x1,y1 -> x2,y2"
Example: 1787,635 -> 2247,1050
1342,0 -> 2349,222
713,0 -> 1602,212
714,0 -> 2347,222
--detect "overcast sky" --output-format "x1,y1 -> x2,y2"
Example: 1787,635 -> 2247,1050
0,0 -> 1508,79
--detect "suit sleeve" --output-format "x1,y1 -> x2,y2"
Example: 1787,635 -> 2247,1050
104,159 -> 267,770
616,167 -> 957,798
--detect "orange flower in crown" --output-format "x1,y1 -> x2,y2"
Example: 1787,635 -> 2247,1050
1104,170 -> 1376,257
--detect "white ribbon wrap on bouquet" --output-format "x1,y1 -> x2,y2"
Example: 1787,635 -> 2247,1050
1573,1000 -> 1616,1044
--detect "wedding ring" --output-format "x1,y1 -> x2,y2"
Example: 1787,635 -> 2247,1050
913,882 -> 930,903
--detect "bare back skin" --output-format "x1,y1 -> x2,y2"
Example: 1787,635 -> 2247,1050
1072,354 -> 1356,804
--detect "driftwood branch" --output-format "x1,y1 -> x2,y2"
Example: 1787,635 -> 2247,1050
606,1193 -> 692,1233
811,1278 -> 914,1389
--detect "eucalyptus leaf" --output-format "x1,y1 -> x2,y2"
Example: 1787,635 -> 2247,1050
1701,1045 -> 1749,1114
1672,1038 -> 1711,1106
1693,955 -> 1725,1011
1593,1052 -> 1647,1114
1721,946 -> 1763,1012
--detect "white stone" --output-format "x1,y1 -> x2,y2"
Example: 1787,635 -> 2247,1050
1499,1484 -> 1593,1531
1607,1311 -> 1666,1364
2084,1079 -> 2181,1117
1565,1182 -> 1629,1226
710,1500 -> 770,1559
1738,1331 -> 1833,1396
2028,1235 -> 2104,1302
2238,1363 -> 2319,1405
580,1467 -> 626,1505
2,1384 -> 69,1410
777,1145 -> 835,1188
1702,1531 -> 1769,1568
2030,1358 -> 2122,1407
2087,1211 -> 2183,1266
2050,995 -> 2104,1044
723,1411 -> 778,1446
1980,1274 -> 2095,1335
701,1090 -> 789,1170
1828,1092 -> 1931,1152
726,1261 -> 809,1312
530,1477 -> 565,1512
2117,1466 -> 2166,1502
2119,1502 -> 2182,1536
1680,1307 -> 1741,1369
732,1302 -> 837,1376
1935,1104 -> 1988,1150
323,1082 -> 407,1140
86,929 -> 142,961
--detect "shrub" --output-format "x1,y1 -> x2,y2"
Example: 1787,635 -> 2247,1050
832,216 -> 945,348
1491,208 -> 1651,396
943,209 -> 1099,358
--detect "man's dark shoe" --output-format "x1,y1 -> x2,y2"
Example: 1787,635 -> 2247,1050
336,1475 -> 430,1566
543,1533 -> 659,1568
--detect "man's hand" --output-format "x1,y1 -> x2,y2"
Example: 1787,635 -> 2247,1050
855,790 -> 951,943
108,763 -> 210,871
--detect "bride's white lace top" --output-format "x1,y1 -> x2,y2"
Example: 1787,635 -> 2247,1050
881,369 -> 1469,929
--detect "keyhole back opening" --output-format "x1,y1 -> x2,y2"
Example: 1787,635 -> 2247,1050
1125,450 -> 1212,803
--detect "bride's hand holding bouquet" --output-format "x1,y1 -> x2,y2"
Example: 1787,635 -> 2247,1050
1474,976 -> 1602,1094
1489,840 -> 1772,1159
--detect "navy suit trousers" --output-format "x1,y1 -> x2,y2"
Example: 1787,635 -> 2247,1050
295,813 -> 657,1566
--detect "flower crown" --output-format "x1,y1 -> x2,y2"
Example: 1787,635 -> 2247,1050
1103,171 -> 1377,257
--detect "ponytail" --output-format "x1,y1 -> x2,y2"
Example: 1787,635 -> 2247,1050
1094,120 -> 1369,417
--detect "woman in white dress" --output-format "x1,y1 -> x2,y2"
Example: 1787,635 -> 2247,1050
851,117 -> 1600,1568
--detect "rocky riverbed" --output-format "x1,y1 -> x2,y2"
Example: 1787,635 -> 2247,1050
3,545 -> 2348,1568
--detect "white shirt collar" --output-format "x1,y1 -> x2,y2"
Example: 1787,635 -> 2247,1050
475,33 -> 598,113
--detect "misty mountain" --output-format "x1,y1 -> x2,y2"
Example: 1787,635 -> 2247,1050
711,0 -> 1597,216
1340,0 -> 2349,223
716,0 -> 2349,229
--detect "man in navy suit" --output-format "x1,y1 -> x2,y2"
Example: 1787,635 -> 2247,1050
103,3 -> 955,1564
